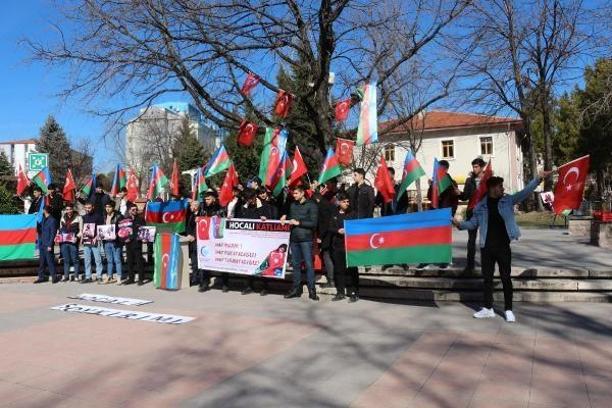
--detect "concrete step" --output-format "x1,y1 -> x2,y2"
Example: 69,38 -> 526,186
360,266 -> 612,279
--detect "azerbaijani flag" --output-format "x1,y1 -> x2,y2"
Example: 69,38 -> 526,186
146,165 -> 169,200
145,199 -> 187,233
270,151 -> 289,196
345,208 -> 452,267
318,148 -> 342,184
0,214 -> 37,261
153,232 -> 183,290
192,167 -> 208,201
356,81 -> 378,146
80,174 -> 95,199
259,127 -> 288,187
110,164 -> 127,196
204,145 -> 231,177
31,167 -> 52,194
397,149 -> 425,200
431,159 -> 452,208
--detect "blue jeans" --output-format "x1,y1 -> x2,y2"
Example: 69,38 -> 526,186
83,245 -> 103,279
38,246 -> 57,280
104,242 -> 123,280
290,241 -> 315,291
60,243 -> 79,278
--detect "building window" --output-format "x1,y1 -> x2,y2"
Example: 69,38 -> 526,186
384,144 -> 395,162
480,136 -> 493,155
441,140 -> 454,159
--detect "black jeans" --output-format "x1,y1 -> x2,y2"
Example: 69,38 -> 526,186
332,249 -> 359,295
126,241 -> 145,282
188,243 -> 209,286
481,245 -> 512,311
467,229 -> 477,269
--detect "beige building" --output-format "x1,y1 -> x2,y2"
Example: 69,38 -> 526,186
370,111 -> 524,195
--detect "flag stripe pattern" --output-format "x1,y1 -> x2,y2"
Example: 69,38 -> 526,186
145,200 -> 187,233
356,82 -> 378,145
0,214 -> 37,261
345,208 -> 452,267
318,148 -> 342,184
153,232 -> 182,290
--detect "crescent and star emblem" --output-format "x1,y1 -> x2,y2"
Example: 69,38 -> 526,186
562,167 -> 580,191
162,212 -> 173,223
369,233 -> 384,249
161,254 -> 169,271
340,142 -> 349,154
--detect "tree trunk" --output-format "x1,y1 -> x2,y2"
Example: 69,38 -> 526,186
522,119 -> 544,211
541,93 -> 554,192
415,179 -> 423,212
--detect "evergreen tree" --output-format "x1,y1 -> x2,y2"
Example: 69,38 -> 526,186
36,115 -> 72,183
172,117 -> 209,171
0,184 -> 19,214
0,151 -> 13,178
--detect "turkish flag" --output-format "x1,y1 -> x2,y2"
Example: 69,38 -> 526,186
240,72 -> 260,96
273,89 -> 293,118
467,161 -> 493,210
170,160 -> 180,197
63,168 -> 76,203
374,156 -> 396,204
334,98 -> 351,122
16,163 -> 30,196
237,120 -> 258,147
126,167 -> 140,202
196,216 -> 211,241
553,155 -> 590,215
335,138 -> 355,167
288,146 -> 308,187
219,164 -> 239,207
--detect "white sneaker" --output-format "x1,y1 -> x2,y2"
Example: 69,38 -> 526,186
505,310 -> 516,323
473,308 -> 495,319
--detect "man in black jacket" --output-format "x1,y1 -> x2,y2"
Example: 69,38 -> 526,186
201,191 -> 230,291
184,200 -> 207,290
34,207 -> 59,284
329,193 -> 360,302
347,168 -> 375,219
28,187 -> 44,214
282,185 -> 319,300
313,192 -> 335,287
46,183 -> 64,225
118,204 -> 146,285
459,158 -> 487,274
80,202 -> 104,283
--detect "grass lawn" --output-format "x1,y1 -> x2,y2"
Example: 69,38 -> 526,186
515,211 -> 567,228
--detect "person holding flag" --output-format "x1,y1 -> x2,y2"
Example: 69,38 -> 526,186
347,168 -> 375,219
453,169 -> 552,322
458,158 -> 488,274
46,183 -> 64,225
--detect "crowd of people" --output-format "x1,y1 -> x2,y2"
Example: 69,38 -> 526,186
25,158 -> 551,321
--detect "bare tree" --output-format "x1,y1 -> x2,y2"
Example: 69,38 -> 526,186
464,0 -> 602,197
27,0 -> 471,154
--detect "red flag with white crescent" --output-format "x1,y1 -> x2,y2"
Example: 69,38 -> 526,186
237,120 -> 258,147
63,168 -> 76,203
335,138 -> 355,167
219,164 -> 240,207
240,72 -> 260,96
288,146 -> 308,187
126,167 -> 140,202
374,156 -> 396,204
16,163 -> 30,196
334,98 -> 351,122
170,160 -> 180,196
553,155 -> 590,215
273,89 -> 294,118
196,216 -> 211,241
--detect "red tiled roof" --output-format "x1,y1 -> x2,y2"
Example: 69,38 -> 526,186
379,110 -> 522,136
0,138 -> 38,145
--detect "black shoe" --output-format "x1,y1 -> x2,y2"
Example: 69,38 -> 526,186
120,279 -> 135,285
284,289 -> 302,299
137,280 -> 145,286
438,264 -> 448,269
308,290 -> 319,301
52,277 -> 61,284
349,294 -> 359,303
80,278 -> 93,284
62,277 -> 70,282
402,264 -> 409,272
33,278 -> 47,284
259,289 -> 268,296
381,264 -> 390,271
241,287 -> 253,295
222,285 -> 229,293
332,293 -> 346,301
417,263 -> 427,269
198,284 -> 209,293
462,266 -> 475,275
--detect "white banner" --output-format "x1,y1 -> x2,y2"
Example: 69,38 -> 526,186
51,303 -> 194,325
68,293 -> 153,306
197,217 -> 291,279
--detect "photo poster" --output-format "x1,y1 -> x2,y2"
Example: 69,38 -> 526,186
197,217 -> 291,279
82,223 -> 97,245
138,226 -> 157,243
97,225 -> 116,241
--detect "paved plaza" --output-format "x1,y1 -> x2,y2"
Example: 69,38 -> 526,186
1,279 -> 611,408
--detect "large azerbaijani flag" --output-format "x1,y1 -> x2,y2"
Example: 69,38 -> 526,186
204,145 -> 231,177
345,208 -> 452,267
0,214 -> 37,261
145,199 -> 187,233
31,167 -> 52,194
356,81 -> 378,146
259,127 -> 288,187
153,232 -> 182,290
318,148 -> 342,184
